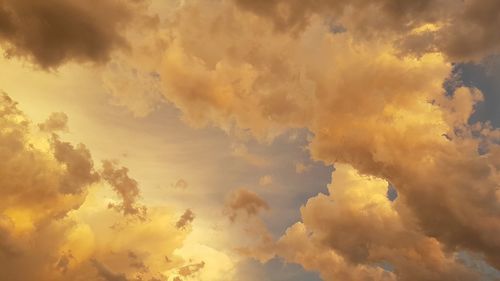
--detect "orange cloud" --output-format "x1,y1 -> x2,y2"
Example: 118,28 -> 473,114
176,209 -> 195,230
38,112 -> 69,132
155,1 -> 500,278
0,93 -> 199,281
101,160 -> 147,219
2,0 -> 500,279
225,188 -> 269,222
0,0 -> 140,68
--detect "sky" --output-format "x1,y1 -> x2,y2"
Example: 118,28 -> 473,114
0,1 -> 499,281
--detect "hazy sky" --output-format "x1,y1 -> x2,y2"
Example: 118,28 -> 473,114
0,1 -> 499,281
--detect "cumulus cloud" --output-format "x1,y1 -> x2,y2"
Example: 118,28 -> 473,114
271,165 -> 482,281
436,0 -> 500,61
0,93 -> 193,281
155,0 -> 500,278
232,0 -> 441,35
0,0 -> 154,68
0,92 -> 99,279
3,0 -> 500,280
232,0 -> 500,61
0,92 -> 97,227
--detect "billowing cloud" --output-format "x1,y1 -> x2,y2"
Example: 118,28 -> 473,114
232,0 -> 500,61
0,92 -> 97,228
0,0 -> 155,68
271,165 -> 482,281
432,0 -> 500,61
0,93 -> 195,281
155,0 -> 500,278
2,0 -> 500,280
0,92 -> 98,279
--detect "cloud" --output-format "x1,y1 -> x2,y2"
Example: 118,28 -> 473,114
436,0 -> 500,61
156,0 -> 500,278
0,93 -> 192,281
2,0 -> 500,279
53,135 -> 100,195
176,209 -> 195,230
0,0 -> 155,68
246,165 -> 482,280
225,188 -> 269,222
177,261 -> 205,278
0,92 -> 98,228
91,259 -> 129,281
101,59 -> 165,117
231,0 -> 500,61
101,160 -> 147,219
38,112 -> 68,132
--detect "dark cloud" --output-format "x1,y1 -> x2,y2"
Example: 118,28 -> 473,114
52,135 -> 100,195
438,0 -> 500,61
101,160 -> 147,219
233,0 -> 440,35
0,0 -> 146,68
225,188 -> 269,221
232,0 -> 500,61
175,209 -> 195,230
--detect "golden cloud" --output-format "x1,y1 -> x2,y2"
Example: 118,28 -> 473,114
225,188 -> 269,222
0,92 -> 201,281
156,0 -> 500,278
2,0 -> 500,279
